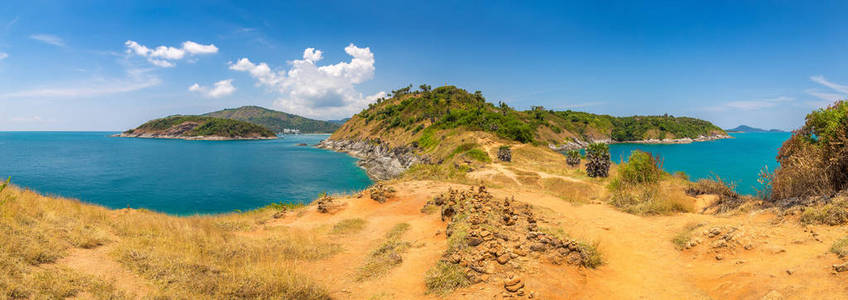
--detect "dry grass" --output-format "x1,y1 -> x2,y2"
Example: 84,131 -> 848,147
799,198 -> 848,225
541,177 -> 597,203
355,223 -> 412,281
686,176 -> 752,213
331,218 -> 368,235
424,261 -> 470,296
831,237 -> 848,258
0,185 -> 335,299
672,222 -> 705,250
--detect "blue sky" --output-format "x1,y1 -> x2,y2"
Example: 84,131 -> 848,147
1,1 -> 847,131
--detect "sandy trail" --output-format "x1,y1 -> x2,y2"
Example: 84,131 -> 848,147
56,243 -> 154,299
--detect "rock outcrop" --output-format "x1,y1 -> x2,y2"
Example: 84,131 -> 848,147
317,139 -> 431,180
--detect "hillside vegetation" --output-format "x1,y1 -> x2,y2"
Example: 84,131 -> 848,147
204,106 -> 340,133
123,116 -> 276,139
331,85 -> 725,159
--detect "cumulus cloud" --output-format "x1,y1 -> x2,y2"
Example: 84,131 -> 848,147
29,34 -> 65,47
0,52 -> 7,60
125,40 -> 218,67
189,79 -> 236,98
229,43 -> 383,119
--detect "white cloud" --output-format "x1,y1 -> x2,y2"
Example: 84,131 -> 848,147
0,52 -> 7,60
806,75 -> 848,107
29,34 -> 65,47
229,43 -> 383,119
182,41 -> 218,54
188,79 -> 236,98
0,68 -> 160,99
704,96 -> 793,112
125,40 -> 218,67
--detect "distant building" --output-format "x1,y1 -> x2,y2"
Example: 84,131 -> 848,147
281,128 -> 301,134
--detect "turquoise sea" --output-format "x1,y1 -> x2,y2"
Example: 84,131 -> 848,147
609,132 -> 792,195
0,132 -> 372,215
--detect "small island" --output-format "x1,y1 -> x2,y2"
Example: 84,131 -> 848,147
115,115 -> 277,140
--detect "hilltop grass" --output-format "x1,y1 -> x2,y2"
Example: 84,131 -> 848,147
0,185 -> 334,299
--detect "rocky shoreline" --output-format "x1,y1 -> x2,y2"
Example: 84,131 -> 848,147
316,138 -> 430,181
112,133 -> 277,141
548,134 -> 732,151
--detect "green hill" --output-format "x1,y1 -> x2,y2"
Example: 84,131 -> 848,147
332,85 -> 726,148
203,106 -> 340,133
120,115 -> 276,140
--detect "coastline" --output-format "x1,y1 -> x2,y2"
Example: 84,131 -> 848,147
549,134 -> 732,151
111,133 -> 278,141
316,138 -> 430,181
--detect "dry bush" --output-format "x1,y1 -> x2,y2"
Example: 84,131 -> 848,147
799,197 -> 848,225
608,151 -> 692,215
686,176 -> 751,213
772,100 -> 848,200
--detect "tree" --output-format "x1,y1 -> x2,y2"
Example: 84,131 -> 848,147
419,84 -> 431,93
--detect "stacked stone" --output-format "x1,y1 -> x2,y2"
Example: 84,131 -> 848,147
316,195 -> 336,213
497,146 -> 512,162
368,183 -> 397,203
426,186 -> 591,297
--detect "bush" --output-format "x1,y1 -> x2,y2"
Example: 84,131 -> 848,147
772,100 -> 848,200
585,143 -> 610,178
616,151 -> 662,185
608,151 -> 691,215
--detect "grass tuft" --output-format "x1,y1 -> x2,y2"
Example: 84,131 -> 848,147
330,218 -> 368,235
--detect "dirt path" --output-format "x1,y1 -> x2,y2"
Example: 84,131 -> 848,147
57,243 -> 154,299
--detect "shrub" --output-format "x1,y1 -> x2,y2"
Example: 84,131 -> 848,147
566,150 -> 581,167
464,149 -> 491,163
608,151 -> 691,215
831,237 -> 848,258
585,143 -> 610,178
616,150 -> 662,185
771,100 -> 848,200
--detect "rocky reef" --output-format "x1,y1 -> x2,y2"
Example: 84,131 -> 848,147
548,134 -> 732,151
317,138 -> 431,181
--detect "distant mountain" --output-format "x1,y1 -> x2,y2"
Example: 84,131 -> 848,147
726,125 -> 786,133
203,106 -> 340,133
328,118 -> 351,125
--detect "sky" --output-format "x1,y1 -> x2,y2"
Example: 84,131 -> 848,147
1,1 -> 847,131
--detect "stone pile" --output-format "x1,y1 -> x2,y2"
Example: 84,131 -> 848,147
681,225 -> 756,259
425,186 -> 593,297
316,194 -> 340,213
368,183 -> 397,203
497,146 -> 512,162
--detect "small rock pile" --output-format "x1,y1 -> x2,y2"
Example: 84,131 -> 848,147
316,194 -> 340,213
682,225 -> 755,259
425,186 -> 593,297
497,146 -> 512,162
368,183 -> 397,203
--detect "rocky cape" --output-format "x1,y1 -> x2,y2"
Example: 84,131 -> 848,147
548,133 -> 732,151
317,138 -> 431,181
112,132 -> 277,141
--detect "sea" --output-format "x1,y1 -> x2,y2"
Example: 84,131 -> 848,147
0,131 -> 790,215
0,132 -> 372,215
608,132 -> 792,195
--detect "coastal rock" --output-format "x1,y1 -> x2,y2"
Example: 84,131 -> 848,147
317,138 -> 431,180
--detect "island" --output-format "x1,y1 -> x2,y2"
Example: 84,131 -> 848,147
115,115 -> 277,140
726,124 -> 787,133
203,106 -> 340,134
